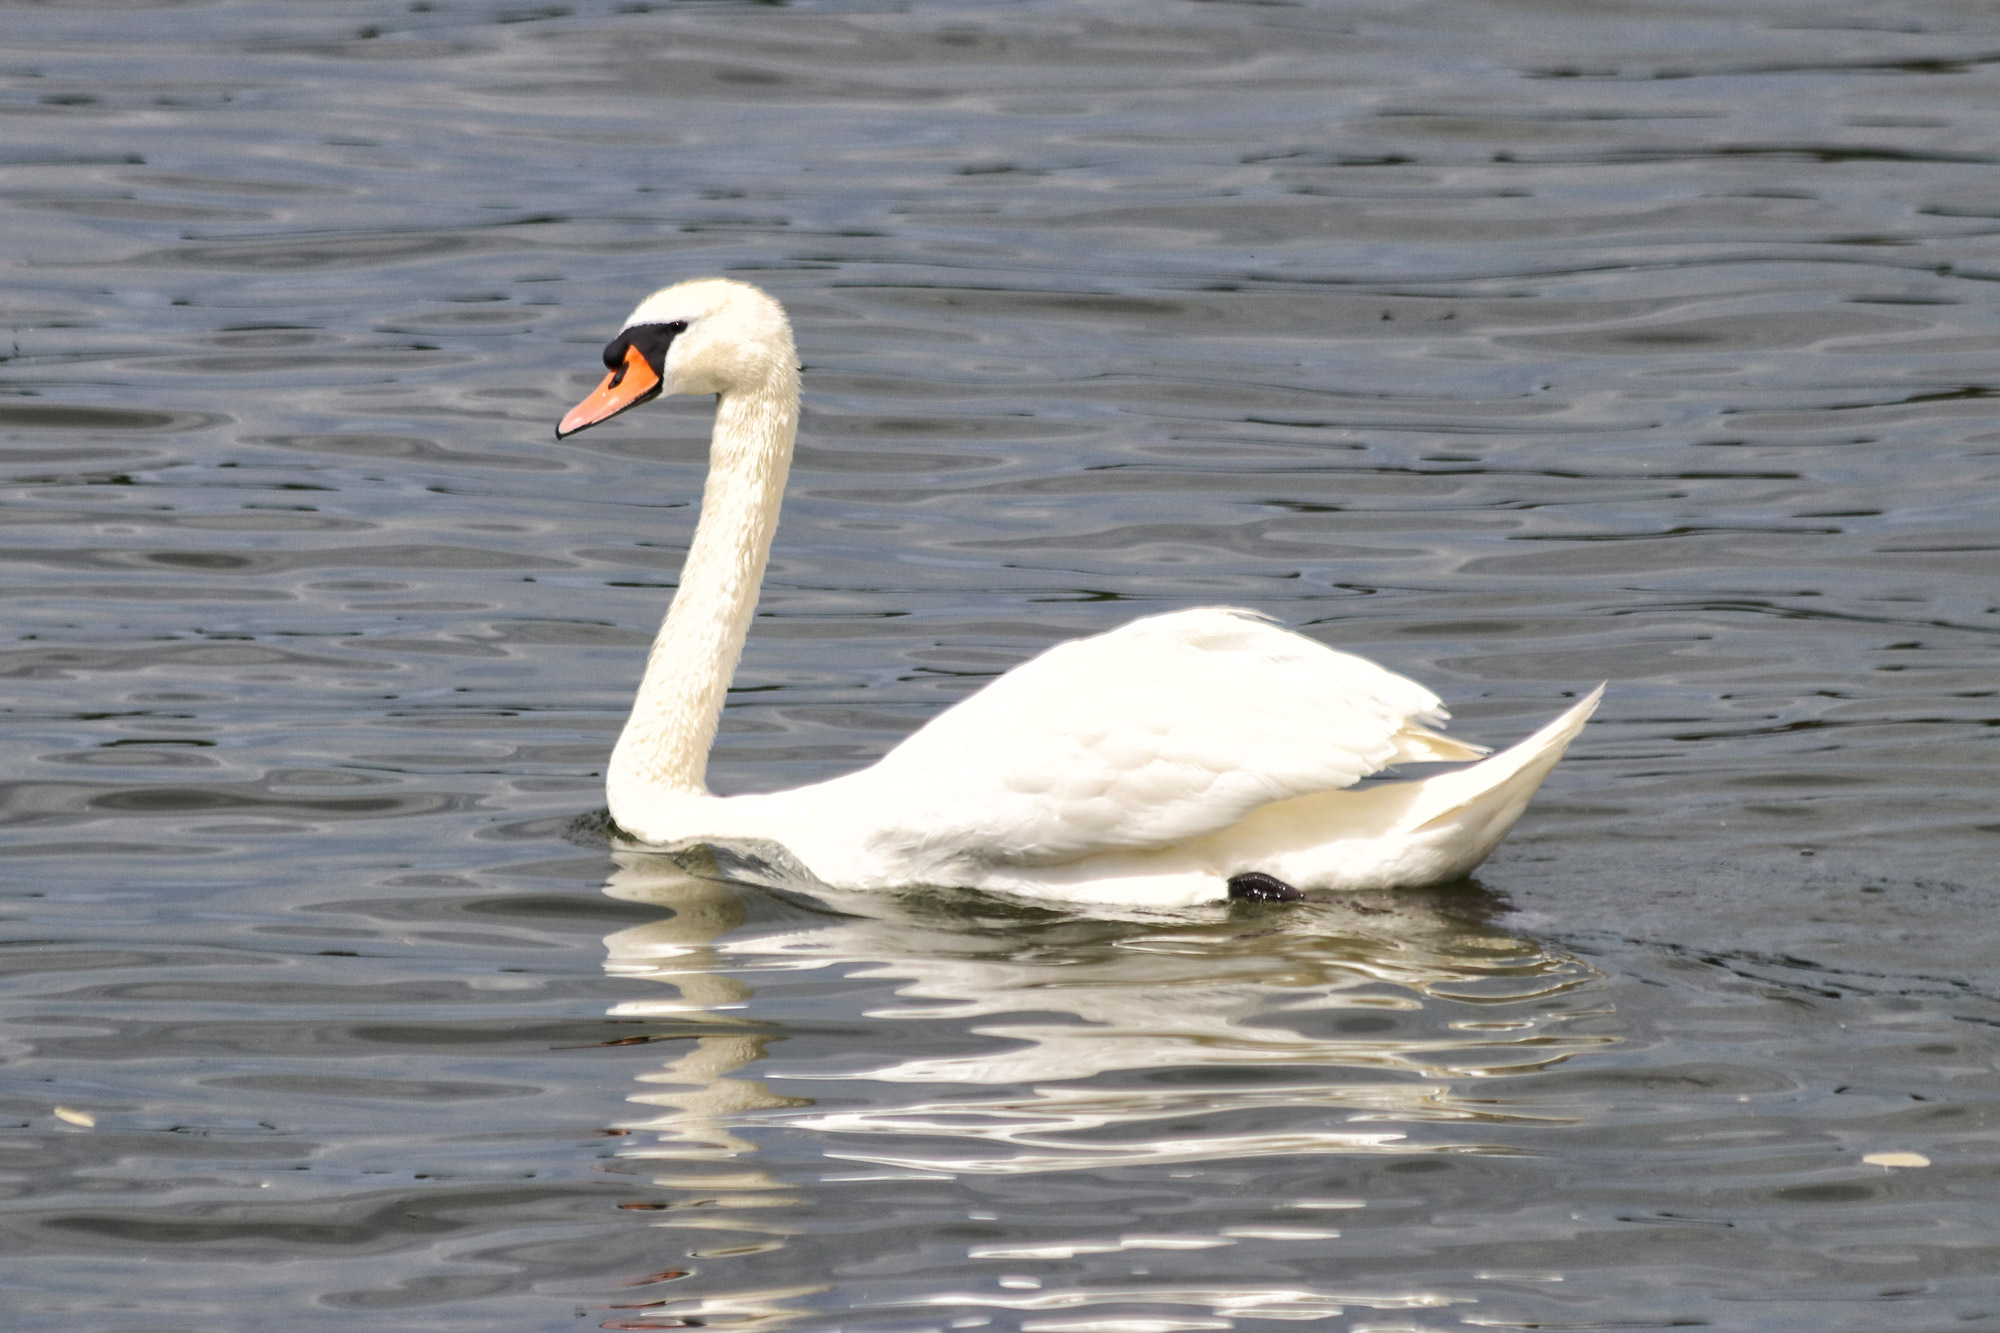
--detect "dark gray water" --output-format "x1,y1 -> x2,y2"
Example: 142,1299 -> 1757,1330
4,0 -> 1999,1328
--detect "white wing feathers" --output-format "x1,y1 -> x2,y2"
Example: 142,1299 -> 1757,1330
855,608 -> 1485,874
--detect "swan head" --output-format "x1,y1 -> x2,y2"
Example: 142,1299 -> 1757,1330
556,278 -> 796,439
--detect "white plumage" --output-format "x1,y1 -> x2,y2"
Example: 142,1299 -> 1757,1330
825,608 -> 1482,868
557,278 -> 1599,908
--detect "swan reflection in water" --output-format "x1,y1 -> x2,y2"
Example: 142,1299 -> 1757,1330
594,849 -> 1617,1329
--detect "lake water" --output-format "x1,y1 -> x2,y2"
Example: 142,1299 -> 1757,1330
4,0 -> 1998,1328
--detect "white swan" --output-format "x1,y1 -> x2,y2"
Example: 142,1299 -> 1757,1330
557,278 -> 1599,909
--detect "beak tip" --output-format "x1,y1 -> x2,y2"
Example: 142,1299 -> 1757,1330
556,346 -> 661,441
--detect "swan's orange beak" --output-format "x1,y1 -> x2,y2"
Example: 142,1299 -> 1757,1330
556,344 -> 662,439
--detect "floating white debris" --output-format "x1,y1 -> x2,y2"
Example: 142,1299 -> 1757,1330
1862,1151 -> 1929,1168
53,1106 -> 95,1128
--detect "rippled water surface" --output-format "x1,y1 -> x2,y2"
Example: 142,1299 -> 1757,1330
4,0 -> 1999,1328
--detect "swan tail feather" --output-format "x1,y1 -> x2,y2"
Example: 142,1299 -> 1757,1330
1391,725 -> 1490,764
1399,685 -> 1603,838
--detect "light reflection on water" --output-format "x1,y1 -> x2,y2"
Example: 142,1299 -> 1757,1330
602,854 -> 1616,1328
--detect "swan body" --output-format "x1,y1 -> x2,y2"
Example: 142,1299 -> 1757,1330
559,278 -> 1598,909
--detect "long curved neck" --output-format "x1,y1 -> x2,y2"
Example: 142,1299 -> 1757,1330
609,366 -> 798,809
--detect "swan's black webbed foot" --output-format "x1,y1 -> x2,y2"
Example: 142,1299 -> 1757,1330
1226,872 -> 1304,902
